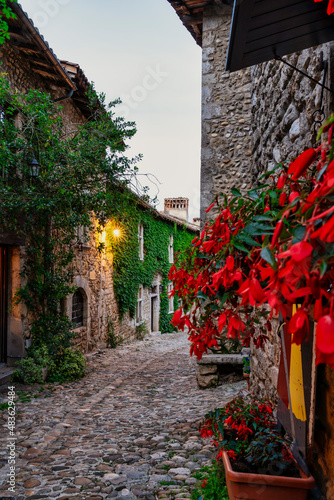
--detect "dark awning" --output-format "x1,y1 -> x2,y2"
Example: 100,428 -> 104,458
226,0 -> 334,72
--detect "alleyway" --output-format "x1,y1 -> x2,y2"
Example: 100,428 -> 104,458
0,332 -> 245,500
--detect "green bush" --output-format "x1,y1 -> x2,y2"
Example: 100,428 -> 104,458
12,345 -> 55,384
48,347 -> 86,382
12,344 -> 86,384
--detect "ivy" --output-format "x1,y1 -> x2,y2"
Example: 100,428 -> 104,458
106,190 -> 194,333
0,0 -> 16,45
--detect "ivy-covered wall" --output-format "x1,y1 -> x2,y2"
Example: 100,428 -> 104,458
106,193 -> 196,333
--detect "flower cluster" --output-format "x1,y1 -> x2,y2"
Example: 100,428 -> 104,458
169,116 -> 334,367
200,395 -> 292,475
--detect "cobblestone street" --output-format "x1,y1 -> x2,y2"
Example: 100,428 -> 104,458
0,332 -> 246,500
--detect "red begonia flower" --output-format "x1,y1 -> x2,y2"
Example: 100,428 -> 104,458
278,241 -> 313,262
279,191 -> 287,206
288,148 -> 317,179
172,308 -> 182,327
226,255 -> 234,270
288,309 -> 309,345
277,174 -> 286,190
316,315 -> 334,354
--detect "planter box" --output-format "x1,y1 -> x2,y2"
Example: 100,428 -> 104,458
222,450 -> 315,500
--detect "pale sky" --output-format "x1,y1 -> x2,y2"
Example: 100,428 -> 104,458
19,0 -> 202,222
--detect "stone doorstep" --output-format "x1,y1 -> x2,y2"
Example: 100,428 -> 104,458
197,354 -> 243,366
0,366 -> 15,388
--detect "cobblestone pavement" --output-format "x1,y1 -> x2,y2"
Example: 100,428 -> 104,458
0,332 -> 246,500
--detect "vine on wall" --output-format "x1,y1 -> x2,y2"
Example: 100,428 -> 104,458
106,191 -> 195,333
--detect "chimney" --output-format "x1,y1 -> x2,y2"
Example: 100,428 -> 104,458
164,198 -> 189,221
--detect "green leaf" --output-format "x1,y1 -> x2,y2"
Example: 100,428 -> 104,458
231,188 -> 242,197
261,247 -> 277,270
233,242 -> 249,253
238,233 -> 261,247
244,223 -> 274,236
320,260 -> 328,278
292,225 -> 306,243
220,292 -> 228,306
197,291 -> 208,300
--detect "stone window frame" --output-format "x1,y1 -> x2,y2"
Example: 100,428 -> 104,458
167,282 -> 174,314
138,223 -> 144,261
168,234 -> 174,263
71,287 -> 88,329
136,285 -> 143,325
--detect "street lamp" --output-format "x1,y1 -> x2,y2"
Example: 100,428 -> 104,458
29,156 -> 40,178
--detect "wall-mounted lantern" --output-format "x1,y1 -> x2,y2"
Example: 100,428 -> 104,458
29,156 -> 40,178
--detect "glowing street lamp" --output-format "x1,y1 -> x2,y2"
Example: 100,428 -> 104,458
113,228 -> 121,238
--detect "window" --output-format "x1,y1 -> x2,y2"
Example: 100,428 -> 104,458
138,223 -> 144,260
72,289 -> 84,328
169,234 -> 174,263
167,282 -> 174,314
136,285 -> 143,323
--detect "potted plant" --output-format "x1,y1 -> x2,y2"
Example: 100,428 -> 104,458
200,395 -> 315,500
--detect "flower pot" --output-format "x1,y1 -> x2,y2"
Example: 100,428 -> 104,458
243,372 -> 250,390
222,450 -> 315,500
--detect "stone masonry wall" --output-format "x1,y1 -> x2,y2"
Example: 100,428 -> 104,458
250,44 -> 333,403
251,44 -> 333,183
250,44 -> 334,499
201,4 -> 252,224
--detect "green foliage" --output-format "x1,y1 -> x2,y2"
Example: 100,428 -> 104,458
106,191 -> 194,331
0,75 -> 138,380
47,347 -> 86,382
13,345 -> 86,384
135,321 -> 148,340
12,345 -> 54,384
191,461 -> 228,500
0,0 -> 16,45
106,317 -> 122,348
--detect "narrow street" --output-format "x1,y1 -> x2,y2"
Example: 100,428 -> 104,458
0,332 -> 245,500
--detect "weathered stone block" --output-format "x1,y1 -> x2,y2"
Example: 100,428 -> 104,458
198,364 -> 218,375
196,372 -> 219,389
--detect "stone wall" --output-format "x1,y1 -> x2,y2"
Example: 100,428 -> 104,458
251,44 -> 333,183
201,4 -> 252,224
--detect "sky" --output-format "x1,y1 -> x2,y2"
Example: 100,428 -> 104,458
19,0 -> 202,222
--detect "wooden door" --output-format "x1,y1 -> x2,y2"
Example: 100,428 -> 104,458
0,246 -> 8,363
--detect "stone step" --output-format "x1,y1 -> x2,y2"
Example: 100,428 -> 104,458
0,365 -> 15,388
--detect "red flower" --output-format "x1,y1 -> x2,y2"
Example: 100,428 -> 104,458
288,148 -> 317,180
278,241 -> 313,262
314,0 -> 334,15
316,315 -> 334,354
171,308 -> 182,327
226,450 -> 237,460
288,309 -> 309,345
277,174 -> 286,190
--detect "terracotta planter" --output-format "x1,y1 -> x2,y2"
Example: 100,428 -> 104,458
222,450 -> 315,500
243,372 -> 250,390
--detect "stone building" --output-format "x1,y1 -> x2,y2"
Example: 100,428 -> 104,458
168,0 -> 334,496
0,3 -> 198,371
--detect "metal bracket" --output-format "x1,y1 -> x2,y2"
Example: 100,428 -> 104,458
275,53 -> 334,95
275,52 -> 332,133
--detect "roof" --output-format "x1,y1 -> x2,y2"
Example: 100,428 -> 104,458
167,0 -> 233,46
8,2 -> 76,90
7,3 -> 92,116
226,0 -> 334,72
